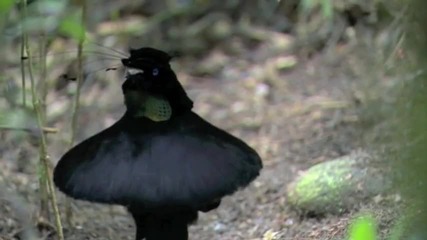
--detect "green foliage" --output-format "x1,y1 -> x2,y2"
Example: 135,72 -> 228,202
59,13 -> 86,41
1,0 -> 85,40
0,0 -> 14,14
301,0 -> 334,18
348,215 -> 377,240
21,0 -> 66,34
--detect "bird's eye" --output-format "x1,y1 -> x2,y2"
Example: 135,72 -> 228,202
153,68 -> 159,76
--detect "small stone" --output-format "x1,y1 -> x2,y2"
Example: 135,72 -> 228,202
213,222 -> 227,233
284,218 -> 294,226
255,83 -> 270,98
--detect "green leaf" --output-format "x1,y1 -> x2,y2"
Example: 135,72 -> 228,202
59,14 -> 85,41
0,0 -> 14,14
301,0 -> 314,11
321,0 -> 333,19
349,215 -> 377,240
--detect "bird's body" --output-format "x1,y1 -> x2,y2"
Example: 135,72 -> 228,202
53,47 -> 262,240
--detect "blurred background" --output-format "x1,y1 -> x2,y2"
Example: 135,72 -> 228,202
0,0 -> 425,239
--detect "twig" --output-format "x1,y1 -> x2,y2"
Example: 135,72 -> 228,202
38,23 -> 52,224
20,0 -> 27,107
21,0 -> 64,239
39,34 -> 49,114
19,0 -> 48,223
0,125 -> 59,134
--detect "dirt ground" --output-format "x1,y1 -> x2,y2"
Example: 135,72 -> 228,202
0,40 -> 393,240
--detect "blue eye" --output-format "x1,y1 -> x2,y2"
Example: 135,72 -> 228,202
153,68 -> 159,76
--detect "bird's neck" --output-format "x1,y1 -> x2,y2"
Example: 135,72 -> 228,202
124,91 -> 172,122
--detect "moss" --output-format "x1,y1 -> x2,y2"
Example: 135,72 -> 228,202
288,153 -> 389,214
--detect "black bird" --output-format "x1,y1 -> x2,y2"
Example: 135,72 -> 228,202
53,47 -> 263,240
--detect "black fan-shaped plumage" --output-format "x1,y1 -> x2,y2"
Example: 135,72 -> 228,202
53,47 -> 262,240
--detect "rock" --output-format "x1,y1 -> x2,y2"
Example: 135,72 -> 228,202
287,152 -> 391,214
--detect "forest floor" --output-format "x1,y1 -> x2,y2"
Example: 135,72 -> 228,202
0,36 -> 395,240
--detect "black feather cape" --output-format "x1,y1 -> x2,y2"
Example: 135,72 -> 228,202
53,47 -> 262,215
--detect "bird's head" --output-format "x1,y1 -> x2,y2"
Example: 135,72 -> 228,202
121,47 -> 193,120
